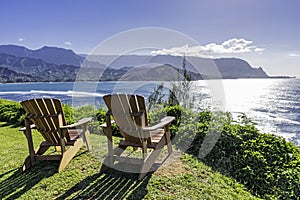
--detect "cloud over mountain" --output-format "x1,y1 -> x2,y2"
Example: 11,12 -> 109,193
64,41 -> 72,46
151,38 -> 264,57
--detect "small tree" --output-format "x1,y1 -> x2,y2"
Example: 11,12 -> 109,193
168,54 -> 194,109
168,86 -> 180,106
147,54 -> 194,109
147,82 -> 165,110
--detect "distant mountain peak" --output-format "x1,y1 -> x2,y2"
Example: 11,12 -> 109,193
0,44 -> 83,66
39,45 -> 73,52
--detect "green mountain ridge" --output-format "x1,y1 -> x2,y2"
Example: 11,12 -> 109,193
0,45 -> 276,83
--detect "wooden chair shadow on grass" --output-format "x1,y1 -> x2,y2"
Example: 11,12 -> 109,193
100,94 -> 174,180
19,98 -> 92,172
0,164 -> 56,199
56,168 -> 151,199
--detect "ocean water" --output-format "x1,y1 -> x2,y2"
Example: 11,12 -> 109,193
0,79 -> 299,145
220,79 -> 300,145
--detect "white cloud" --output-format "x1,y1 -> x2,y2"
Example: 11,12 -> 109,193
151,38 -> 264,57
254,48 -> 264,52
64,41 -> 72,46
288,53 -> 300,57
18,38 -> 24,42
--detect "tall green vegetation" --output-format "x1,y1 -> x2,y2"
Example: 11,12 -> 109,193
147,54 -> 194,110
147,83 -> 165,111
168,54 -> 194,109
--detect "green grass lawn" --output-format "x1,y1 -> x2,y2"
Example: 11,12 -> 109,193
0,123 -> 260,199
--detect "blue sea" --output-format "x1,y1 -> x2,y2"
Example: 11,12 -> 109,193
0,79 -> 299,145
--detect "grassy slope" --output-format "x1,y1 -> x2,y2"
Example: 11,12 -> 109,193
0,124 -> 259,199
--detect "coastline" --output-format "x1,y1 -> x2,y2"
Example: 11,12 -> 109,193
0,76 -> 297,84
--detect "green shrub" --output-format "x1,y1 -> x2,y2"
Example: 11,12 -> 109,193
149,105 -> 196,138
164,105 -> 184,127
73,105 -> 97,122
95,106 -> 107,124
62,104 -> 75,125
192,112 -> 300,199
96,106 -> 120,137
0,99 -> 25,126
72,105 -> 101,134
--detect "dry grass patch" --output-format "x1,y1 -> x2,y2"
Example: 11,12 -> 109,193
153,159 -> 187,177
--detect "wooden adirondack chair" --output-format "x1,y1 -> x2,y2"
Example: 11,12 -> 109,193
19,98 -> 92,172
100,94 -> 174,180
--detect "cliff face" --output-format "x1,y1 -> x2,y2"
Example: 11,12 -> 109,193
214,58 -> 268,78
149,55 -> 269,79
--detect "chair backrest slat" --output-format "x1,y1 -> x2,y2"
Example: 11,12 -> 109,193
110,94 -> 136,140
52,98 -> 67,126
129,95 -> 141,127
21,98 -> 69,144
103,94 -> 149,144
24,99 -> 56,142
136,95 -> 148,126
37,99 -> 60,143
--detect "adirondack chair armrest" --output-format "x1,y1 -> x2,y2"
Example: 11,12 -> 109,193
143,116 -> 175,131
100,120 -> 115,128
19,124 -> 36,131
61,117 -> 92,129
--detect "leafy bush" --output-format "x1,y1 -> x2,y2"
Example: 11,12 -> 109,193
164,105 -> 184,127
96,106 -> 120,137
62,104 -> 75,125
0,99 -> 25,126
95,106 -> 107,124
72,105 -> 100,134
190,113 -> 300,199
148,105 -> 196,138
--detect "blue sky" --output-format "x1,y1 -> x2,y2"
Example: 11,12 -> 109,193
0,0 -> 300,77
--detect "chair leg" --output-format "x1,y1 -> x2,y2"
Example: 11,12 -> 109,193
165,132 -> 173,155
24,119 -> 35,168
82,125 -> 92,151
139,147 -> 163,180
100,144 -> 127,172
21,120 -> 36,172
164,124 -> 173,155
139,137 -> 167,180
21,145 -> 51,172
58,138 -> 83,172
142,141 -> 147,160
21,156 -> 32,172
